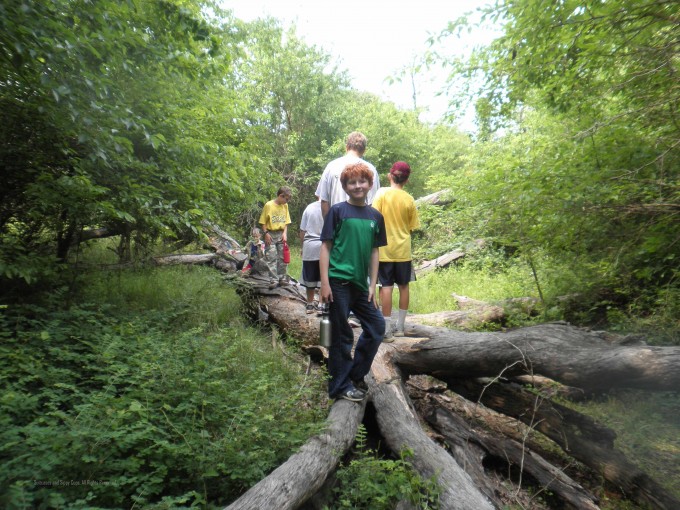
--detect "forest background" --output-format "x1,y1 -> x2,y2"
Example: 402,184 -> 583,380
1,0 -> 678,508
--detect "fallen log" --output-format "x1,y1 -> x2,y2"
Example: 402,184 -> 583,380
415,189 -> 454,206
415,249 -> 465,275
369,346 -> 495,510
152,256 -> 678,510
394,322 -> 680,391
225,399 -> 366,510
408,376 -> 600,509
153,253 -> 219,266
448,379 -> 679,510
424,404 -> 600,510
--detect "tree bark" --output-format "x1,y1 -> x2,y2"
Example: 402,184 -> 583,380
394,322 -> 680,391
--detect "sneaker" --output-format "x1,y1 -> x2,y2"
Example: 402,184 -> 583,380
383,325 -> 395,343
348,317 -> 360,328
305,303 -> 316,314
338,387 -> 366,402
394,328 -> 405,337
352,378 -> 368,391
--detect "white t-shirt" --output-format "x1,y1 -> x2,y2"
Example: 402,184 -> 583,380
315,154 -> 380,207
299,201 -> 324,261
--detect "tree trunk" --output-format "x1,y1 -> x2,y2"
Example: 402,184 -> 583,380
415,189 -> 454,206
223,279 -> 680,510
225,400 -> 366,510
414,249 -> 465,275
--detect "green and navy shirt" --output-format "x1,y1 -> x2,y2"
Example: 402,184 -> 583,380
320,201 -> 387,291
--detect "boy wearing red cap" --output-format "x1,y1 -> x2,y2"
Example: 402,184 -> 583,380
372,161 -> 420,340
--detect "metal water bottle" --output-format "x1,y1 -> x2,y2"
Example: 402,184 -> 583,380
319,303 -> 331,347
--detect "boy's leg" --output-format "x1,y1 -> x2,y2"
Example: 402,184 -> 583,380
348,285 -> 385,384
262,242 -> 278,282
395,283 -> 410,334
302,260 -> 321,308
380,285 -> 394,321
394,262 -> 412,335
275,240 -> 288,282
398,283 -> 410,311
327,280 -> 358,398
378,262 -> 396,340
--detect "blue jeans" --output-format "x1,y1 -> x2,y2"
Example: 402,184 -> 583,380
327,278 -> 385,398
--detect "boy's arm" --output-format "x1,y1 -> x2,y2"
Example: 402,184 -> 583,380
260,224 -> 272,246
321,200 -> 330,218
319,240 -> 333,303
299,229 -> 306,254
367,247 -> 379,306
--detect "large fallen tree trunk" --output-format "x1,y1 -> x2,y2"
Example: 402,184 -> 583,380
225,400 -> 366,510
223,279 -> 680,510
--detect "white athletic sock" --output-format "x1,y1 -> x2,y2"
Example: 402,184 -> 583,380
397,309 -> 407,330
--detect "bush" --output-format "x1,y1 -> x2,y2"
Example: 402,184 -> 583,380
326,426 -> 440,510
0,266 -> 327,508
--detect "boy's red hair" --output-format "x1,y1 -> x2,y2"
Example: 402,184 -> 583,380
340,162 -> 373,188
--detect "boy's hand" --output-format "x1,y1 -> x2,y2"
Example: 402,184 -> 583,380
320,282 -> 333,303
368,287 -> 378,308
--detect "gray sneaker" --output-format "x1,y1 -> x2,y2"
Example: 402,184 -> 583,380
394,328 -> 405,337
338,387 -> 366,402
383,324 -> 395,343
352,378 -> 368,391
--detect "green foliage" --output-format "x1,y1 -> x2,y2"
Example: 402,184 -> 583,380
334,92 -> 447,199
431,0 -> 679,318
0,266 -> 327,508
0,0 -> 259,278
326,426 -> 440,510
600,279 -> 680,346
230,17 -> 351,225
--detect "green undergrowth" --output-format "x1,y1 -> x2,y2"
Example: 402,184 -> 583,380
326,426 -> 441,510
0,265 -> 328,509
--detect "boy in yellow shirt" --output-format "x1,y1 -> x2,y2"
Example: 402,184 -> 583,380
372,162 -> 420,339
259,186 -> 292,288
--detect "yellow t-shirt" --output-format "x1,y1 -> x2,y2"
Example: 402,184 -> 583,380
372,188 -> 420,262
258,200 -> 291,231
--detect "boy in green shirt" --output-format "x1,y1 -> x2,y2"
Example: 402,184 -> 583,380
319,163 -> 387,401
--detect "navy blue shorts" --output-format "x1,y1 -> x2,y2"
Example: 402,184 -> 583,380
301,260 -> 321,288
378,261 -> 413,287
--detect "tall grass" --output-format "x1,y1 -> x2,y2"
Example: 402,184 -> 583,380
83,265 -> 239,330
405,249 -> 581,316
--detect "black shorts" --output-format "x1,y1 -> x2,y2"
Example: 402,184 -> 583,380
378,261 -> 413,287
301,260 -> 321,288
